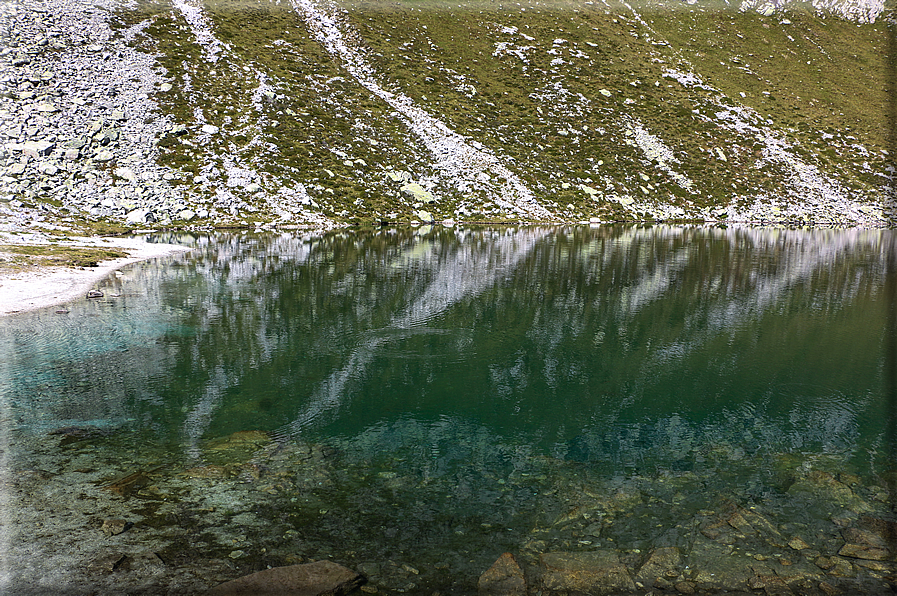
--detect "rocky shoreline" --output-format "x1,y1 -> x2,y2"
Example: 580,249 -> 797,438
0,232 -> 190,315
0,0 -> 306,235
2,423 -> 894,595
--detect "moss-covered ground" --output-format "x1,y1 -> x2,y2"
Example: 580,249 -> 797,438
112,0 -> 893,226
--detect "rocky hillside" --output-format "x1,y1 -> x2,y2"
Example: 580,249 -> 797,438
0,0 -> 894,232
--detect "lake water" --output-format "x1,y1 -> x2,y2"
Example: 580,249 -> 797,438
1,225 -> 894,595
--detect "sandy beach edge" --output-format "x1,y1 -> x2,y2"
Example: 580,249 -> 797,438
0,236 -> 193,317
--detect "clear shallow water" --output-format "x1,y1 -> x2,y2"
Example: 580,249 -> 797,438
0,225 -> 894,595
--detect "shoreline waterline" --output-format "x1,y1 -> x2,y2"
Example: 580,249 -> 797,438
0,235 -> 192,316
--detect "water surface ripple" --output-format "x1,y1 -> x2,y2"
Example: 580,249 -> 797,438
0,225 -> 893,595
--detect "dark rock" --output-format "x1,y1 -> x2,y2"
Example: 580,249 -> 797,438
86,289 -> 103,298
478,552 -> 526,595
539,550 -> 635,594
858,516 -> 897,544
206,560 -> 366,596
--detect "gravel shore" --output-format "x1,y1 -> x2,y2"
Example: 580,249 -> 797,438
0,234 -> 191,315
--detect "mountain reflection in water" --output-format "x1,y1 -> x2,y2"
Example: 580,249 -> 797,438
0,225 -> 893,595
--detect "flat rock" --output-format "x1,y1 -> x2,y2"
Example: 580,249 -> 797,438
635,546 -> 681,587
478,552 -> 526,595
837,542 -> 890,561
400,182 -> 435,203
539,550 -> 635,594
22,140 -> 55,157
206,560 -> 365,596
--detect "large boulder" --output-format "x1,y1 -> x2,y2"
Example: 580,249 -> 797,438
207,560 -> 365,596
400,182 -> 435,203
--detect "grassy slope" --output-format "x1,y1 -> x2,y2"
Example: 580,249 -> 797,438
115,0 -> 892,226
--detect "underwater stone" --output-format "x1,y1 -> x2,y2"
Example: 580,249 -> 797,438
478,552 -> 526,595
101,518 -> 131,536
635,547 -> 681,587
539,551 -> 635,595
207,560 -> 365,596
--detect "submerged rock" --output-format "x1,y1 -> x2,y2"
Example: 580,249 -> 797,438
101,518 -> 132,537
539,550 -> 635,594
207,560 -> 365,595
478,552 -> 526,595
634,546 -> 681,588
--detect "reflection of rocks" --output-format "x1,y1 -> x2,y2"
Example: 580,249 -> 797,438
478,552 -> 526,595
207,560 -> 365,596
539,550 -> 635,594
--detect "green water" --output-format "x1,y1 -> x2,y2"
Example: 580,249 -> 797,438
1,225 -> 894,594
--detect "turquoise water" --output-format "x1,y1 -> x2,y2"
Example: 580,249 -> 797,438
1,225 -> 894,594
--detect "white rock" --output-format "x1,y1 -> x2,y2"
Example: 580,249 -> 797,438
114,167 -> 137,183
125,209 -> 153,224
201,124 -> 219,134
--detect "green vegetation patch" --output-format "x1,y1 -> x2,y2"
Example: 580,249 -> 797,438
0,245 -> 130,269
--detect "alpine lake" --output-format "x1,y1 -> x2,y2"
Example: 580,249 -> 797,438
1,224 -> 895,595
